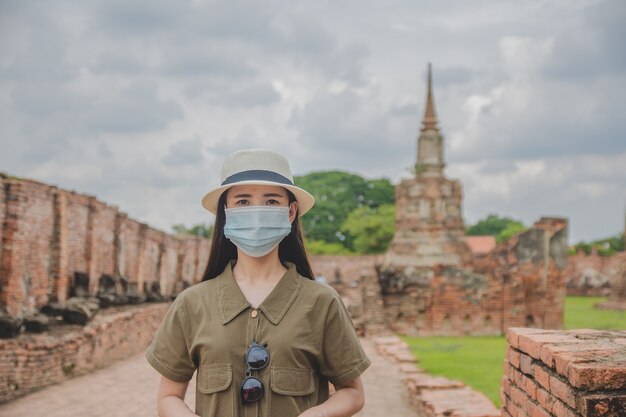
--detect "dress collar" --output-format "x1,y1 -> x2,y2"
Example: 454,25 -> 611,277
217,259 -> 302,325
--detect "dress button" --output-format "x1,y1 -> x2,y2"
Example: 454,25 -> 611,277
251,309 -> 258,318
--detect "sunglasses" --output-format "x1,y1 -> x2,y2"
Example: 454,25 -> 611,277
241,340 -> 270,404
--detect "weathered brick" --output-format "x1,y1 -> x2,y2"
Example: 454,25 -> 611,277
509,384 -> 529,407
505,329 -> 626,417
509,346 -> 522,368
520,353 -> 535,375
519,332 -> 578,360
577,393 -> 626,417
540,341 -> 621,373
0,303 -> 171,403
520,373 -> 538,400
552,398 -> 579,417
528,401 -> 551,417
535,386 -> 555,414
533,365 -> 551,391
0,176 -> 213,317
568,358 -> 626,390
549,375 -> 577,409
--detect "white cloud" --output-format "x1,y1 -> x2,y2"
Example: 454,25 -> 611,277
0,0 -> 624,242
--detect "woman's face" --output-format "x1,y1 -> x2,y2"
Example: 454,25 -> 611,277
225,184 -> 299,223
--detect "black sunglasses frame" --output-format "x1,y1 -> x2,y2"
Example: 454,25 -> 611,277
240,340 -> 270,405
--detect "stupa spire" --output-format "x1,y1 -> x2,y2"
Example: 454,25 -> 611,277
421,63 -> 438,131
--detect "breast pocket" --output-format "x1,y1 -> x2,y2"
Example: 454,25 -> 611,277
268,366 -> 315,416
197,363 -> 234,417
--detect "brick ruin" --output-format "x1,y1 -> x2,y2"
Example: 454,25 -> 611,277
502,327 -> 626,417
594,216 -> 626,311
564,249 -> 621,297
0,303 -> 170,402
371,65 -> 568,336
381,64 -> 472,278
563,210 -> 626,299
0,173 -> 210,401
0,172 -> 209,320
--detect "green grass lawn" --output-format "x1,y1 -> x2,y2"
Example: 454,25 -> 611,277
563,296 -> 626,329
401,297 -> 626,408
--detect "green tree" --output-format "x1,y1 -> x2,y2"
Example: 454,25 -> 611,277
305,240 -> 355,255
496,223 -> 527,244
340,204 -> 396,253
571,233 -> 625,257
466,214 -> 527,244
294,171 -> 395,246
172,223 -> 214,239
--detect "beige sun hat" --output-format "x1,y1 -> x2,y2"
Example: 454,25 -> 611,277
201,148 -> 315,217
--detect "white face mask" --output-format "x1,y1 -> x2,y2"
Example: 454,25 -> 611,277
223,206 -> 293,257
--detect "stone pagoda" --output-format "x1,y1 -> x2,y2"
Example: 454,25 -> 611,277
380,64 -> 472,291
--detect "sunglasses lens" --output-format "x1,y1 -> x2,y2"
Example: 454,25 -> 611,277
247,345 -> 269,369
242,377 -> 264,403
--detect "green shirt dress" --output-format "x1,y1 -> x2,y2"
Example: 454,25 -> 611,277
145,260 -> 371,417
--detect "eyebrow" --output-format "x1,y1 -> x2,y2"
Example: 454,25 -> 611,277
231,193 -> 286,198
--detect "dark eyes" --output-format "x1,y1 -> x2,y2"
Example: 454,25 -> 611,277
234,199 -> 280,205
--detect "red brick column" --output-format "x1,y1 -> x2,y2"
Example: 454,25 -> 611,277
0,179 -> 57,315
502,328 -> 626,417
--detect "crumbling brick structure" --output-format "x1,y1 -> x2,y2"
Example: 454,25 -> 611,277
502,327 -> 626,417
372,65 -> 568,336
0,303 -> 170,403
0,173 -> 209,319
376,217 -> 568,336
564,249 -> 621,296
595,214 -> 626,311
381,64 -> 472,288
609,216 -> 626,303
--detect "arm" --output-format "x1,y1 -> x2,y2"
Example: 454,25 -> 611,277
298,376 -> 365,417
156,375 -> 199,417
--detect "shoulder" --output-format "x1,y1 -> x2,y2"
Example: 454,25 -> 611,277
298,274 -> 343,307
173,278 -> 218,307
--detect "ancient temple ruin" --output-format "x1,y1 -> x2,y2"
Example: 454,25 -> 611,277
375,64 -> 568,336
381,63 -> 472,287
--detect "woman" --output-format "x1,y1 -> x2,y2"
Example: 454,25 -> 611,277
145,148 -> 371,417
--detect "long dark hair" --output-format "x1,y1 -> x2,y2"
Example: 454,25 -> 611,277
202,188 -> 314,281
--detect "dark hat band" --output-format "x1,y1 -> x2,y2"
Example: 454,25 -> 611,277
221,170 -> 293,186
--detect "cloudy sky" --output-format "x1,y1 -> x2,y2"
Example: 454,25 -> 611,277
1,0 -> 624,242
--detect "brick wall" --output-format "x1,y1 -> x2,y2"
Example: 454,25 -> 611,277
88,198 -> 117,294
0,179 -> 57,316
0,302 -> 172,403
116,214 -> 142,287
160,234 -> 181,295
138,227 -> 165,293
501,327 -> 626,417
379,217 -> 568,336
0,175 -> 211,318
564,250 -> 623,296
384,175 -> 472,270
64,191 -> 91,291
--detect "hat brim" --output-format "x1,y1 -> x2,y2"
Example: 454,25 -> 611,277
201,180 -> 315,217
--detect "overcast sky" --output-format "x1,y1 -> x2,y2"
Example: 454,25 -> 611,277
1,0 -> 625,242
